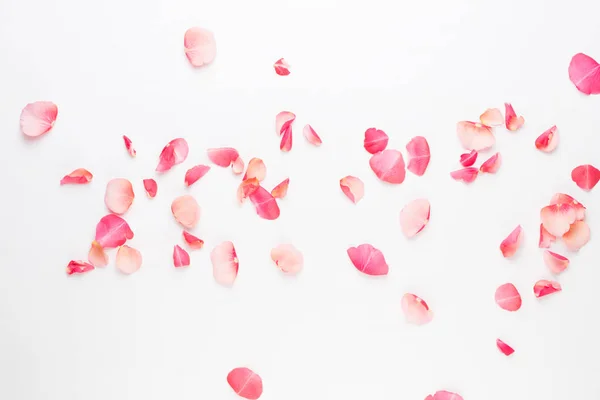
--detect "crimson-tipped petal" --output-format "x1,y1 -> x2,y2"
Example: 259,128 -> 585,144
183,231 -> 204,250
66,260 -> 94,275
401,293 -> 433,325
20,101 -> 57,137
500,225 -> 523,258
104,178 -> 134,214
406,136 -> 431,176
116,245 -> 142,274
571,164 -> 600,191
185,165 -> 211,186
364,128 -> 389,154
156,138 -> 189,172
534,280 -> 562,298
143,179 -> 157,198
273,58 -> 291,76
480,152 -> 502,174
60,168 -> 93,185
249,186 -> 280,220
543,250 -> 569,274
369,149 -> 406,184
496,339 -> 515,356
459,150 -> 478,167
399,199 -> 430,238
535,126 -> 559,153
211,241 -> 238,285
505,103 -> 524,131
456,121 -> 495,151
495,283 -> 522,311
562,220 -> 590,251
340,176 -> 364,204
480,108 -> 503,126
271,178 -> 289,199
347,244 -> 388,276
227,367 -> 263,400
271,244 -> 303,274
568,53 -> 600,95
184,27 -> 216,67
450,167 -> 478,183
173,245 -> 190,267
171,195 -> 200,229
122,135 -> 136,157
95,214 -> 134,248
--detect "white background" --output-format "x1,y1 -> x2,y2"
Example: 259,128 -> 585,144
1,0 -> 599,399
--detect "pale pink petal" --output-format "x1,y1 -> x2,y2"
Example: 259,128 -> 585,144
184,27 -> 216,67
495,283 -> 522,311
243,158 -> 266,181
237,178 -> 260,203
60,168 -> 93,185
550,193 -> 586,221
173,245 -> 190,268
339,176 -> 364,204
156,138 -> 189,172
271,178 -> 289,199
104,178 -> 135,214
540,203 -> 577,237
450,167 -> 478,183
303,124 -> 322,146
571,164 -> 600,191
227,367 -> 263,400
480,108 -> 503,126
401,293 -> 433,325
211,241 -> 239,285
456,121 -> 495,151
276,112 -> 295,152
95,214 -> 134,248
207,147 -> 240,168
500,225 -> 523,258
249,186 -> 280,220
364,128 -> 389,154
505,103 -> 525,131
538,224 -> 556,248
88,241 -> 108,267
543,250 -> 569,274
432,391 -> 464,400
480,152 -> 502,174
232,157 -> 245,175
369,149 -> 406,184
273,58 -> 291,76
496,339 -> 515,356
271,244 -> 303,274
183,231 -> 204,250
20,101 -> 58,137
116,245 -> 142,274
171,195 -> 200,229
459,150 -> 478,167
185,165 -> 211,186
535,126 -> 559,152
406,136 -> 431,176
66,260 -> 94,275
562,220 -> 591,251
534,280 -> 562,298
122,135 -> 136,157
347,244 -> 389,276
399,199 -> 430,238
143,178 -> 157,198
568,53 -> 600,95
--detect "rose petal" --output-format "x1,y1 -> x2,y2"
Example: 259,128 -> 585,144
401,293 -> 433,325
156,138 -> 189,172
271,244 -> 303,274
540,203 -> 577,237
456,121 -> 495,151
95,214 -> 134,248
459,150 -> 478,167
363,128 -> 389,154
495,283 -> 522,311
122,135 -> 136,157
280,129 -> 292,152
171,195 -> 200,229
496,339 -> 515,356
347,244 -> 389,276
429,391 -> 464,400
20,101 -> 58,137
66,260 -> 94,275
534,280 -> 562,298
562,220 -> 591,251
184,27 -> 216,67
249,186 -> 280,220
116,245 -> 142,274
571,164 -> 600,191
406,136 -> 431,176
480,108 -> 503,126
207,147 -> 240,168
535,126 -> 559,153
237,177 -> 260,203
232,157 -> 245,175
568,53 -> 600,95
480,152 -> 502,174
549,193 -> 586,221
60,168 -> 93,185
143,178 -> 157,198
185,165 -> 211,186
399,199 -> 430,238
500,225 -> 523,258
450,167 -> 478,183
104,178 -> 135,214
243,158 -> 266,181
273,58 -> 291,76
271,178 -> 289,199
339,176 -> 364,204
369,149 -> 406,184
538,224 -> 556,248
505,103 -> 524,131
182,231 -> 204,250
303,124 -> 322,146
211,241 -> 238,285
276,111 -> 295,152
88,241 -> 108,267
173,245 -> 190,268
227,367 -> 263,400
543,250 -> 569,274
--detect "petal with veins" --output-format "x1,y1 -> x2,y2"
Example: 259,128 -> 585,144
540,203 -> 577,237
249,186 -> 280,220
60,168 -> 93,185
143,179 -> 157,198
480,152 -> 502,174
340,176 -> 364,204
549,193 -> 586,221
207,147 -> 240,168
406,136 -> 431,176
211,241 -> 238,285
459,150 -> 478,167
227,367 -> 263,400
88,241 -> 108,267
123,135 -> 136,157
95,214 -> 134,248
495,283 -> 522,311
184,27 -> 216,67
399,199 -> 430,238
535,126 -> 559,152
500,225 -> 523,258
543,250 -> 569,274
456,121 -> 495,151
185,165 -> 211,186
505,103 -> 524,131
480,108 -> 503,126
303,124 -> 322,146
271,178 -> 289,199
401,293 -> 433,325
364,128 -> 389,154
156,138 -> 189,172
571,164 -> 600,191
183,231 -> 204,250
568,53 -> 600,95
534,280 -> 562,298
116,245 -> 142,274
171,195 -> 200,229
538,224 -> 556,248
173,245 -> 190,267
450,167 -> 478,183
273,58 -> 291,76
104,178 -> 135,214
243,158 -> 266,181
66,260 -> 94,275
347,244 -> 388,276
271,244 -> 303,274
496,339 -> 515,356
562,220 -> 590,251
20,101 -> 58,137
237,178 -> 260,203
369,149 -> 406,184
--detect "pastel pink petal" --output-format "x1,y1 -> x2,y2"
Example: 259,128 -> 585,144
459,150 -> 478,167
95,214 -> 134,248
543,250 -> 569,274
243,158 -> 266,181
271,178 -> 289,199
399,199 -> 430,238
540,203 -> 577,237
273,58 -> 291,76
369,149 -> 406,184
173,245 -> 190,267
211,241 -> 239,286
480,108 -> 503,126
538,224 -> 556,248
104,178 -> 135,214
549,193 -> 586,221
535,126 -> 559,152
303,124 -> 322,146
496,339 -> 515,356
227,367 -> 263,400
66,260 -> 94,275
271,244 -> 303,274
401,293 -> 433,325
406,136 -> 431,176
237,178 -> 260,203
347,244 -> 389,276
156,138 -> 189,172
433,391 -> 464,400
426,396 -> 434,400
88,241 -> 108,267
143,178 -> 157,198
122,135 -> 136,157
20,101 -> 58,137
276,111 -> 296,135
183,231 -> 204,250
456,121 -> 495,151
232,157 -> 245,175
185,165 -> 211,186
60,168 -> 93,185
249,186 -> 280,220
495,283 -> 522,311
207,147 -> 240,168
339,175 -> 364,204
562,220 -> 591,251
363,128 -> 389,154
450,167 -> 478,183
184,27 -> 216,67
568,53 -> 600,95
280,129 -> 293,152
500,225 -> 523,258
571,164 -> 600,191
171,195 -> 201,229
534,280 -> 562,298
479,152 -> 502,174
505,103 -> 525,131
116,245 -> 142,274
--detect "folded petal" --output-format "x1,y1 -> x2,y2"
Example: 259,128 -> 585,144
273,58 -> 291,76
456,121 -> 495,151
249,186 -> 280,220
276,111 -> 296,135
500,225 -> 523,258
211,241 -> 239,285
243,158 -> 266,181
116,245 -> 142,274
538,224 -> 556,248
549,193 -> 586,221
95,214 -> 134,248
496,339 -> 515,356
88,241 -> 108,267
143,178 -> 157,198
66,260 -> 94,275
156,138 -> 189,172
271,244 -> 303,274
450,167 -> 478,183
347,244 -> 388,276
184,27 -> 216,67
60,168 -> 93,185
369,149 -> 406,184
280,129 -> 293,152
568,53 -> 600,95
562,220 -> 590,251
401,293 -> 433,325
495,283 -> 522,311
363,128 -> 389,154
20,101 -> 58,137
480,108 -> 503,126
535,126 -> 559,152
104,178 -> 135,214
173,245 -> 190,267
182,231 -> 204,250
399,199 -> 430,238
227,367 -> 263,400
171,195 -> 201,229
122,135 -> 136,157
505,103 -> 525,131
406,136 -> 431,176
271,178 -> 289,199
459,150 -> 478,167
207,147 -> 240,168
480,152 -> 502,174
534,280 -> 562,298
543,250 -> 569,274
540,203 -> 577,237
340,176 -> 364,204
571,164 -> 600,191
185,165 -> 211,186
303,124 -> 322,146
237,177 -> 260,203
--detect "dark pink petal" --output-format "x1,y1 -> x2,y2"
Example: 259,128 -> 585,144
562,220 -> 591,251
568,53 -> 600,95
280,129 -> 292,152
20,101 -> 58,137
243,158 -> 266,181
428,391 -> 464,400
450,167 -> 478,183
543,250 -> 569,274
249,186 -> 280,220
88,241 -> 108,267
211,241 -> 238,285
456,121 -> 495,151
401,293 -> 433,325
143,179 -> 157,198
271,244 -> 303,274
399,199 -> 430,238
184,27 -> 216,67
173,245 -> 190,268
504,103 -> 524,131
183,231 -> 204,250
271,178 -> 289,199
535,126 -> 559,153
550,193 -> 586,221
60,168 -> 93,185
207,147 -> 240,168
495,283 -> 522,311
273,58 -> 291,76
237,178 -> 260,203
95,214 -> 134,248
171,195 -> 201,229
116,245 -> 142,274
534,280 -> 562,298
339,176 -> 364,204
276,112 -> 295,152
538,224 -> 556,248
185,165 -> 211,186
406,136 -> 431,176
540,203 -> 577,237
571,164 -> 600,191
500,225 -> 523,258
480,152 -> 502,174
363,128 -> 389,154
369,149 -> 406,184
480,108 -> 503,126
156,138 -> 189,172
459,150 -> 478,167
104,178 -> 135,214
347,244 -> 389,276
303,124 -> 322,146
66,260 -> 94,275
496,339 -> 515,356
227,367 -> 263,400
122,135 -> 136,157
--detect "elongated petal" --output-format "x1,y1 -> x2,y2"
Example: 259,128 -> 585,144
156,138 -> 189,172
276,111 -> 296,135
500,225 -> 523,258
450,167 -> 478,183
20,101 -> 58,137
480,152 -> 502,173
562,220 -> 590,251
303,124 -> 322,146
401,293 -> 433,325
171,195 -> 200,229
232,157 -> 245,175
122,135 -> 136,157
550,193 -> 586,221
271,178 -> 289,199
207,147 -> 239,169
340,176 -> 364,204
538,224 -> 556,248
534,280 -> 562,298
280,129 -> 292,152
237,177 -> 260,203
364,128 -> 389,154
211,241 -> 239,285
459,150 -> 478,167
249,186 -> 280,220
571,164 -> 600,191
568,53 -> 600,95
182,231 -> 204,250
88,241 -> 108,267
66,260 -> 94,275
243,158 -> 266,181
116,245 -> 142,274
95,214 -> 134,248
273,58 -> 291,76
60,168 -> 93,185
347,244 -> 388,276
104,178 -> 135,214
456,121 -> 495,151
496,339 -> 515,356
406,136 -> 431,176
399,199 -> 430,238
505,103 -> 524,131
543,250 -> 569,274
535,126 -> 559,152
227,367 -> 263,400
184,27 -> 216,67
185,165 -> 211,186
431,391 -> 464,400
480,108 -> 503,126
495,283 -> 522,311
143,178 -> 157,198
369,149 -> 406,184
173,245 -> 190,267
540,203 -> 577,237
271,244 -> 303,274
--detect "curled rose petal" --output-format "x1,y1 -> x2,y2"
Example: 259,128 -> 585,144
535,126 -> 559,153
207,147 -> 240,169
550,193 -> 586,221
143,178 -> 157,198
171,195 -> 200,229
568,53 -> 600,95
237,177 -> 260,203
456,121 -> 495,151
534,280 -> 562,298
571,164 -> 600,191
156,138 -> 189,172
543,250 -> 569,274
505,103 -> 524,131
249,186 -> 280,220
184,27 -> 216,67
60,168 -> 93,185
104,178 -> 135,214
273,58 -> 291,76
562,220 -> 590,251
480,152 -> 502,174
227,367 -> 263,400
116,245 -> 142,274
339,175 -> 364,204
88,241 -> 108,267
500,225 -> 523,258
363,128 -> 389,154
347,244 -> 388,276
182,231 -> 204,250
303,124 -> 322,146
20,101 -> 58,137
495,283 -> 522,311
280,130 -> 292,152
276,111 -> 295,152
538,224 -> 556,248
66,260 -> 94,275
185,165 -> 211,186
427,391 -> 464,400
399,199 -> 430,238
122,135 -> 136,157
496,339 -> 515,356
459,150 -> 478,167
369,149 -> 406,184
243,158 -> 266,181
271,178 -> 289,199
211,241 -> 239,285
540,203 -> 577,237
95,214 -> 134,248
173,245 -> 190,268
450,167 -> 478,183
406,136 -> 431,176
271,244 -> 303,274
232,157 -> 244,175
480,108 -> 503,126
401,293 -> 433,325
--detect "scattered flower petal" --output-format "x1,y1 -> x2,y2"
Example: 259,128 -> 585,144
271,244 -> 303,274
459,150 -> 478,167
500,225 -> 523,258
363,128 -> 389,154
211,241 -> 238,285
237,178 -> 260,203
227,367 -> 263,400
184,27 -> 216,67
399,199 -> 430,238
562,220 -> 591,251
534,280 -> 562,298
276,111 -> 295,152
406,136 -> 431,176
339,176 -> 364,204
450,167 -> 478,183
427,391 -> 464,400
271,178 -> 289,199
185,164 -> 211,186
104,178 -> 135,214
183,231 -> 204,250
495,283 -> 522,311
480,152 -> 502,174
540,203 -> 577,237
243,158 -> 266,181
505,103 -> 525,131
543,250 -> 569,274
95,214 -> 134,248
568,53 -> 600,95
156,138 -> 189,172
496,339 -> 515,356
550,193 -> 586,221
173,245 -> 190,267
480,108 -> 503,126
20,101 -> 58,137
60,168 -> 93,185
273,58 -> 291,76
303,124 -> 322,146
571,164 -> 600,191
171,195 -> 200,229
232,157 -> 245,175
143,178 -> 157,198
88,241 -> 108,267
249,186 -> 280,220
207,147 -> 240,169
538,224 -> 556,248
116,245 -> 142,274
122,135 -> 136,157
347,244 -> 389,276
369,149 -> 406,184
456,121 -> 495,151
535,126 -> 559,153
401,293 -> 433,325
66,260 -> 94,275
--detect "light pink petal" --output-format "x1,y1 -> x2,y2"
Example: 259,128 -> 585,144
406,136 -> 431,176
347,244 -> 389,276
538,224 -> 556,248
249,186 -> 280,220
184,27 -> 216,67
227,367 -> 263,400
211,241 -> 239,286
456,121 -> 495,151
401,293 -> 433,325
495,283 -> 522,311
568,53 -> 600,95
280,129 -> 293,152
183,231 -> 204,250
88,241 -> 108,267
237,178 -> 260,203
363,128 -> 389,154
459,150 -> 478,167
173,245 -> 190,268
543,250 -> 569,274
496,339 -> 515,356
66,260 -> 94,275
185,165 -> 211,186
303,124 -> 322,146
399,199 -> 430,238
480,152 -> 502,174
535,126 -> 559,152
571,164 -> 600,191
271,178 -> 289,199
95,214 -> 134,249
104,178 -> 135,214
540,203 -> 577,237
500,225 -> 523,258
171,195 -> 200,229
433,391 -> 464,400
232,157 -> 245,175
480,108 -> 503,126
450,167 -> 479,183
271,244 -> 303,274
534,280 -> 562,298
116,245 -> 142,274
369,149 -> 406,184
505,103 -> 525,131
122,135 -> 136,157
60,168 -> 93,185
562,220 -> 591,251
273,58 -> 291,76
143,178 -> 157,198
207,147 -> 240,168
550,193 -> 586,221
276,111 -> 296,135
243,158 -> 266,181
156,138 -> 189,172
20,101 -> 58,137
339,176 -> 364,204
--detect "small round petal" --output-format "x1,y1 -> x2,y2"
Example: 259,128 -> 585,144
364,128 -> 389,154
543,250 -> 569,274
571,164 -> 600,191
549,193 -> 586,221
456,121 -> 495,151
535,126 -> 559,152
123,135 -> 136,157
273,58 -> 291,76
459,150 -> 478,167
20,101 -> 58,137
479,152 -> 502,174
500,225 -> 523,258
156,138 -> 189,172
104,178 -> 135,214
538,224 -> 556,248
171,195 -> 201,229
173,245 -> 190,268
116,245 -> 142,274
505,103 -> 525,131
406,136 -> 431,176
249,186 -> 280,220
143,178 -> 157,198
562,220 -> 591,251
66,260 -> 94,275
540,203 -> 577,237
88,241 -> 108,267
184,27 -> 216,67
243,158 -> 266,181
495,283 -> 522,311
303,124 -> 322,146
271,244 -> 303,274
185,165 -> 211,186
534,280 -> 562,298
347,244 -> 389,276
60,168 -> 93,185
399,199 -> 430,238
480,108 -> 503,126
207,147 -> 240,168
271,178 -> 289,199
211,241 -> 239,286
237,178 -> 260,203
496,339 -> 515,356
401,293 -> 433,325
340,176 -> 364,204
227,367 -> 263,400
369,149 -> 406,184
95,214 -> 134,248
450,167 -> 478,183
568,53 -> 600,95
182,231 -> 204,250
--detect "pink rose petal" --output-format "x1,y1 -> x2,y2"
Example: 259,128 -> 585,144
363,128 -> 389,154
549,193 -> 586,221
243,158 -> 266,182
232,157 -> 245,175
207,147 -> 239,168
122,135 -> 136,157
401,293 -> 433,325
184,27 -> 216,67
347,244 -> 389,276
562,220 -> 591,251
303,124 -> 322,146
143,178 -> 157,198
156,138 -> 189,172
505,103 -> 524,131
456,121 -> 495,151
273,58 -> 291,76
173,245 -> 190,268
95,214 -> 134,249
211,241 -> 238,286
568,53 -> 600,95
271,178 -> 289,199
540,203 -> 577,237
480,108 -> 503,126
249,186 -> 280,220
399,199 -> 430,238
496,339 -> 515,356
182,231 -> 204,250
535,126 -> 559,153
543,250 -> 569,274
450,167 -> 478,183
116,245 -> 142,274
276,111 -> 295,152
369,149 -> 406,184
480,152 -> 502,174
339,175 -> 364,204
500,225 -> 523,258
104,178 -> 135,214
20,101 -> 58,137
534,280 -> 562,298
237,178 -> 260,203
538,224 -> 556,248
88,241 -> 108,267
66,260 -> 94,275
185,165 -> 211,187
227,367 -> 263,400
571,164 -> 600,191
459,150 -> 478,167
427,391 -> 464,400
171,195 -> 200,229
60,168 -> 93,185
406,136 -> 431,176
271,244 -> 303,274
495,283 -> 522,311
